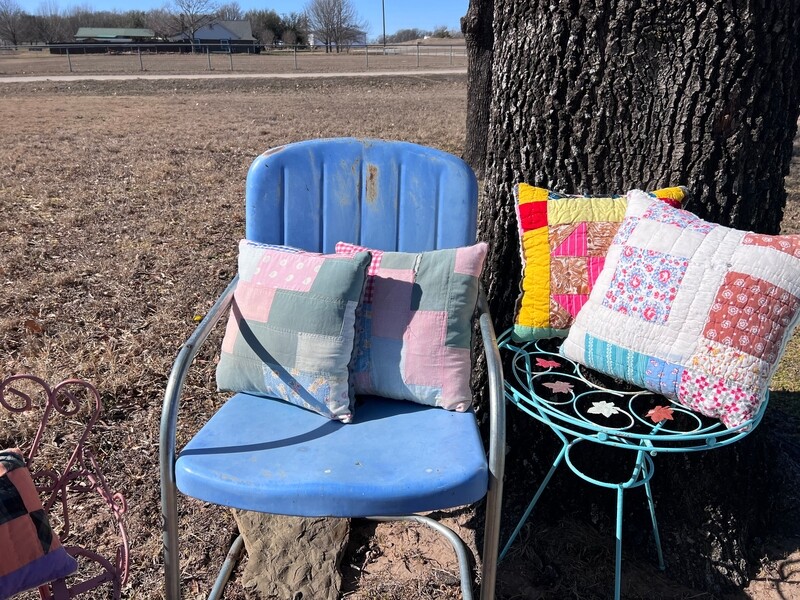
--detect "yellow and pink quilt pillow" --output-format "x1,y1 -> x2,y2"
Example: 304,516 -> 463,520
513,183 -> 686,341
560,190 -> 800,429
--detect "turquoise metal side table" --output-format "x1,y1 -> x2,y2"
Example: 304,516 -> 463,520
497,328 -> 767,600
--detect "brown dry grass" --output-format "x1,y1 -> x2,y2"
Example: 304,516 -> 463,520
0,73 -> 798,600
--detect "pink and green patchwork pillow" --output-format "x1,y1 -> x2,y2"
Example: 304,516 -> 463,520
216,240 -> 371,422
561,190 -> 800,428
0,449 -> 78,598
513,183 -> 687,342
335,242 -> 488,411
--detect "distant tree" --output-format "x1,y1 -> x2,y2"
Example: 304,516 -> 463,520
0,0 -> 23,45
33,0 -> 69,43
304,0 -> 364,53
281,28 -> 296,46
431,24 -> 451,38
216,1 -> 241,21
387,27 -> 424,43
146,7 -> 176,38
282,11 -> 307,45
63,4 -> 93,37
171,0 -> 217,44
245,8 -> 282,46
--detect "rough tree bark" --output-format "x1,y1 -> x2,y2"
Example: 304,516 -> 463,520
468,0 -> 800,594
460,0 -> 494,178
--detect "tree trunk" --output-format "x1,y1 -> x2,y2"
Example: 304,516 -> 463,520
472,0 -> 800,593
461,0 -> 494,178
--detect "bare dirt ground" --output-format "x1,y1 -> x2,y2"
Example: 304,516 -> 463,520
0,72 -> 798,599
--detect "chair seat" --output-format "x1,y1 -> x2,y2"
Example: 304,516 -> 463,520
175,393 -> 488,517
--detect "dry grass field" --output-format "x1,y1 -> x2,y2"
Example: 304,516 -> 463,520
0,73 -> 798,599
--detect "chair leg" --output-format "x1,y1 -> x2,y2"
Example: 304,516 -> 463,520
614,486 -> 624,600
644,478 -> 665,570
498,443 -> 567,561
479,470 -> 503,600
208,535 -> 245,600
368,515 -> 474,600
161,475 -> 181,600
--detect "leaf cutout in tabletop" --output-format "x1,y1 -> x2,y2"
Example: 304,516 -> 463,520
588,400 -> 621,418
536,357 -> 562,368
646,405 -> 675,423
542,381 -> 573,394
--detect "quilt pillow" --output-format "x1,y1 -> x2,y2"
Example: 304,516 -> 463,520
0,449 -> 78,599
216,240 -> 371,423
335,242 -> 487,411
513,183 -> 686,342
561,190 -> 800,429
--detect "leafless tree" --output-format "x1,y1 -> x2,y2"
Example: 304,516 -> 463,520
216,1 -> 241,21
0,0 -> 23,45
33,0 -> 69,43
146,8 -> 177,39
304,0 -> 364,53
281,28 -> 296,46
171,0 -> 216,44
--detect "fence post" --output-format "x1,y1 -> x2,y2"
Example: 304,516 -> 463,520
229,49 -> 233,71
449,45 -> 453,66
138,46 -> 144,71
66,47 -> 72,73
293,45 -> 298,70
416,43 -> 420,68
365,43 -> 368,69
207,47 -> 212,70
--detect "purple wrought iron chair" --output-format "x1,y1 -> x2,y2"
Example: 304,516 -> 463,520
160,137 -> 506,599
0,375 -> 130,599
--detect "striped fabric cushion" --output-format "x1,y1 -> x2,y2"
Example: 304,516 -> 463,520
0,449 -> 78,598
513,183 -> 686,341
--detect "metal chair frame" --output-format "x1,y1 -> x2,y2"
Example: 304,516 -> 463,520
159,138 -> 506,600
0,375 -> 130,600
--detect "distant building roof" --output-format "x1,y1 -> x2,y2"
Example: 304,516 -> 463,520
170,20 -> 256,42
75,27 -> 155,40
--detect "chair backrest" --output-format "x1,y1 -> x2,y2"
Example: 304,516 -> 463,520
244,138 -> 478,252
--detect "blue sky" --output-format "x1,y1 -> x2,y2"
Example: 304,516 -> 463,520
17,0 -> 469,39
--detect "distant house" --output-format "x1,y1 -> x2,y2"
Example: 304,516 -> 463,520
75,28 -> 156,43
170,19 -> 259,53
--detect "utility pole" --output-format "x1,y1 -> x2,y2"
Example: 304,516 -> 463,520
382,0 -> 386,49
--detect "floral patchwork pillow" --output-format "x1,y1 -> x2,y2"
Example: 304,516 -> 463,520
513,183 -> 686,341
0,449 -> 78,598
335,242 -> 487,411
216,240 -> 371,422
560,190 -> 800,428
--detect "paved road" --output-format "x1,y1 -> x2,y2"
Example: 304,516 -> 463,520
0,67 -> 466,84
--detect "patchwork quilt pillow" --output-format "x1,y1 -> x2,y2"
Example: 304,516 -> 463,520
513,183 -> 686,342
561,190 -> 800,428
216,240 -> 371,423
335,242 -> 488,411
0,449 -> 78,599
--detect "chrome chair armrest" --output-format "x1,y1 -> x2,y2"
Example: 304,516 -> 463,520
160,276 -> 237,600
160,276 -> 238,473
476,286 -> 505,600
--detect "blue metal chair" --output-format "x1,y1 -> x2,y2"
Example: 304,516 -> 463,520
160,138 -> 505,599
